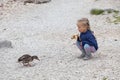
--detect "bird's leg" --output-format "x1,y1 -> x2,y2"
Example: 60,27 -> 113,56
23,63 -> 27,66
28,62 -> 32,67
23,62 -> 29,66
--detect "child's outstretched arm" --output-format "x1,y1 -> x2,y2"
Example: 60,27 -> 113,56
77,36 -> 81,42
71,34 -> 79,40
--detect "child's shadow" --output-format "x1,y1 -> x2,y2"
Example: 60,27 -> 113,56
91,53 -> 107,61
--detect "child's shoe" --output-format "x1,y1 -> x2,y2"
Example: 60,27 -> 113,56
83,56 -> 91,60
78,53 -> 85,58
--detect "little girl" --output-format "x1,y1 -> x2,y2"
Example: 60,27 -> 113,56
76,18 -> 98,60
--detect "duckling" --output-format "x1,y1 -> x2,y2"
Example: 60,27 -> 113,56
18,54 -> 40,66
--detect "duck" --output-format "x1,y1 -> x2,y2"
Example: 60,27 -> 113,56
18,54 -> 40,66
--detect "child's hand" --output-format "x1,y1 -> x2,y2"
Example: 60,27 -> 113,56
71,34 -> 79,40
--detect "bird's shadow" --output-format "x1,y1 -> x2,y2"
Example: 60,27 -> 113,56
18,63 -> 37,68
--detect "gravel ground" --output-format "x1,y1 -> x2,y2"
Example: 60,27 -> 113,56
0,0 -> 120,80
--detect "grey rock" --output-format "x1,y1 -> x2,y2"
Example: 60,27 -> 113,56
23,0 -> 51,5
0,40 -> 13,48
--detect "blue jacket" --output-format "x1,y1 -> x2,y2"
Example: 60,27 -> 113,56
77,30 -> 98,50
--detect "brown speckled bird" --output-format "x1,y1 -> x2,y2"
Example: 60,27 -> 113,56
18,54 -> 40,66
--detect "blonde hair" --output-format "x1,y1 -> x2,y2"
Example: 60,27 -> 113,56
77,18 -> 91,31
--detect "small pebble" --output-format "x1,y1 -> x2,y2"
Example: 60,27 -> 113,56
114,39 -> 117,41
0,3 -> 4,7
3,28 -> 6,30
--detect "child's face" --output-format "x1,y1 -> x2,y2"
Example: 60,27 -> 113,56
77,22 -> 87,33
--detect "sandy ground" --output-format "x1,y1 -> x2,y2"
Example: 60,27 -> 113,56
0,0 -> 120,80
